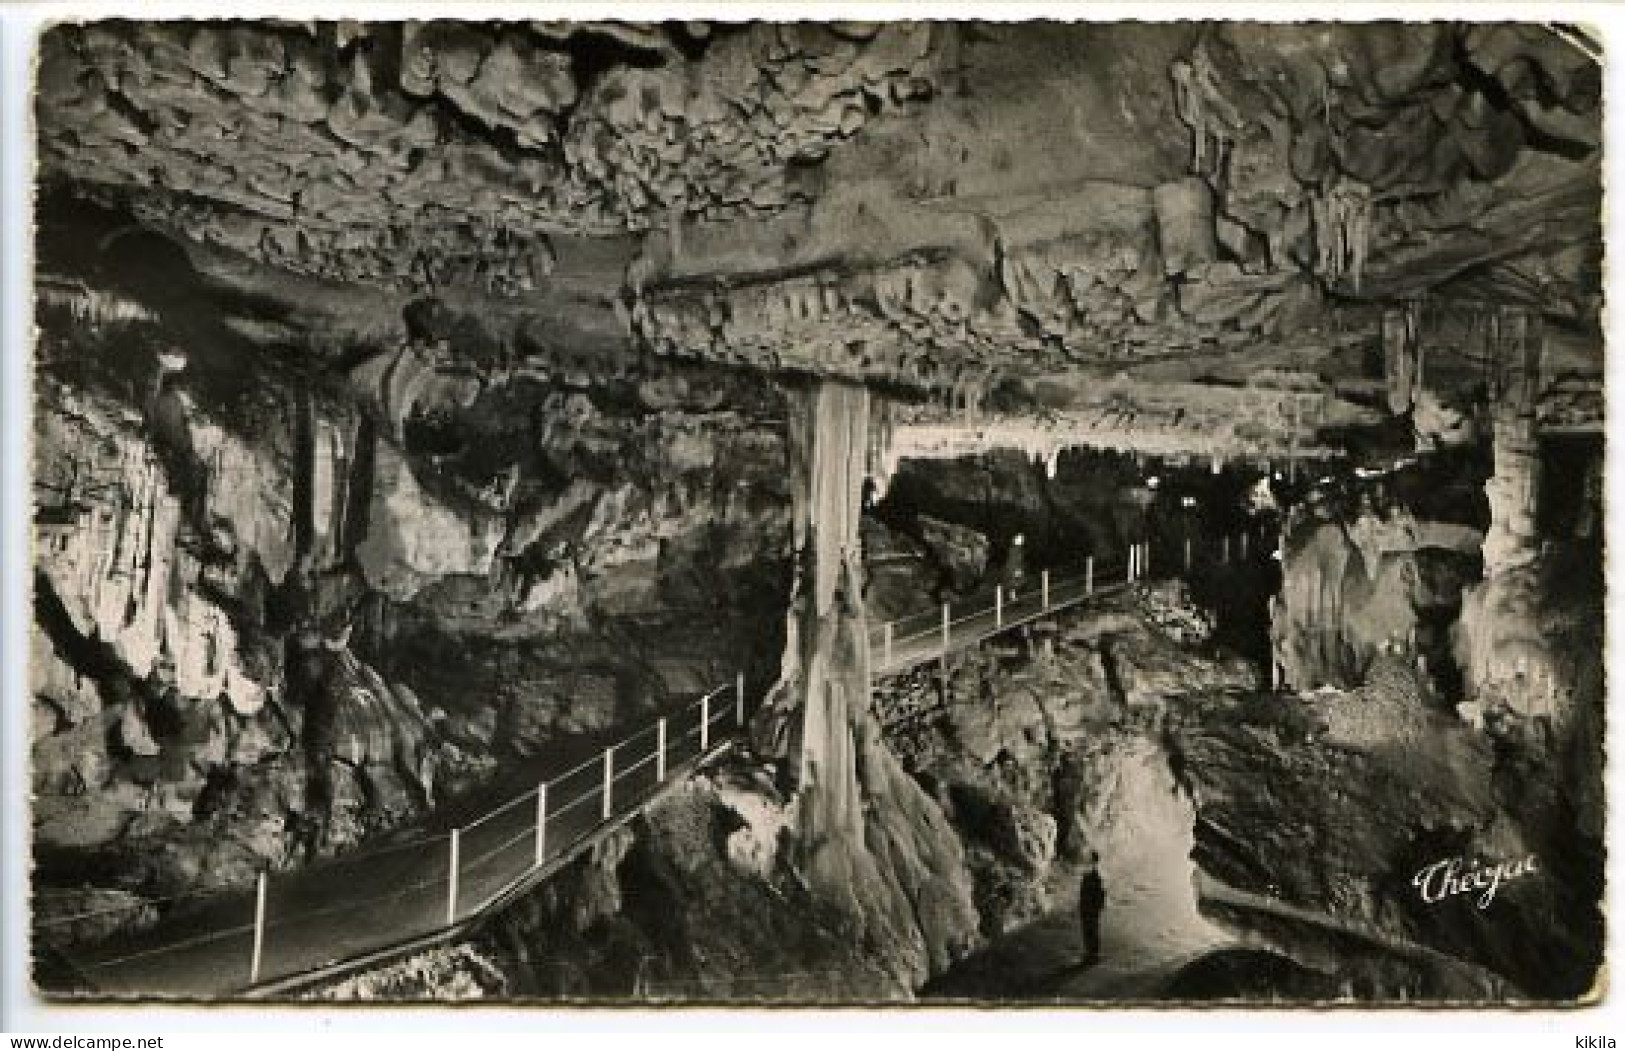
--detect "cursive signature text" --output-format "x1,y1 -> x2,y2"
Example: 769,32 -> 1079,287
1412,853 -> 1539,910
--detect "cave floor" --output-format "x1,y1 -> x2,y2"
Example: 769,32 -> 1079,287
924,860 -> 1234,1002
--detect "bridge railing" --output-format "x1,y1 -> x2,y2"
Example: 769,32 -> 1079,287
868,524 -> 1273,674
46,522 -> 1276,996
50,677 -> 750,995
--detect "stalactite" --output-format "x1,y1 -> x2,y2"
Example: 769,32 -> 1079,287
1486,308 -> 1502,400
1382,302 -> 1422,415
293,386 -> 317,559
1500,307 -> 1544,410
1171,45 -> 1239,178
311,416 -> 343,566
340,413 -> 378,563
1312,178 -> 1373,290
865,395 -> 897,502
1475,306 -> 1543,412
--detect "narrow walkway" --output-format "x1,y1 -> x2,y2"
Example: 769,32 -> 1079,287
925,891 -> 1231,1001
44,531 -> 1264,999
869,556 -> 1130,676
926,871 -> 1504,1002
49,694 -> 740,998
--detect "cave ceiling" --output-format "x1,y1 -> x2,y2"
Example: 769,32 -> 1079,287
34,19 -> 1605,449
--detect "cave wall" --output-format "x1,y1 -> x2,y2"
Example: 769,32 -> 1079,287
29,300 -> 798,913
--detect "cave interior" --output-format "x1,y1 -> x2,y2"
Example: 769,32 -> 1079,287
27,19 -> 1605,1004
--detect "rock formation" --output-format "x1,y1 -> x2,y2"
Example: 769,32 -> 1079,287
1271,510 -> 1482,692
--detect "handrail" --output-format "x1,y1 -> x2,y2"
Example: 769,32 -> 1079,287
461,783 -> 540,832
45,522 -> 1275,997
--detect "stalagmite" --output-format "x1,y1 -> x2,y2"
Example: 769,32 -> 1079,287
862,393 -> 908,507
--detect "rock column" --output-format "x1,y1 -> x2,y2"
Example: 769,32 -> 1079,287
1480,406 -> 1540,574
755,379 -> 978,989
1452,309 -> 1584,729
1480,308 -> 1543,574
777,379 -> 872,847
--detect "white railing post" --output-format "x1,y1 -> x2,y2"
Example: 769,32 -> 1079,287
1086,556 -> 1094,595
601,746 -> 615,820
656,719 -> 667,783
883,622 -> 894,669
1222,535 -> 1230,564
1128,545 -> 1136,582
736,671 -> 746,727
1041,569 -> 1050,609
1142,541 -> 1151,578
447,828 -> 461,925
995,585 -> 1003,628
700,693 -> 710,753
1184,536 -> 1192,573
941,602 -> 951,654
250,869 -> 267,984
534,783 -> 549,866
1241,530 -> 1249,559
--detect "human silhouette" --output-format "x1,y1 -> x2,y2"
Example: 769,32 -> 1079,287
1002,533 -> 1027,600
1078,852 -> 1106,966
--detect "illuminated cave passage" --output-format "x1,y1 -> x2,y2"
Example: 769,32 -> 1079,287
26,19 -> 1604,1004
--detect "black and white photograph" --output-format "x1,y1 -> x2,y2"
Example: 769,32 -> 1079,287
18,14 -> 1608,1008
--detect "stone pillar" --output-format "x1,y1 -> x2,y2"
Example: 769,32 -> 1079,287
752,379 -> 874,846
1481,406 -> 1540,575
752,379 -> 978,983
